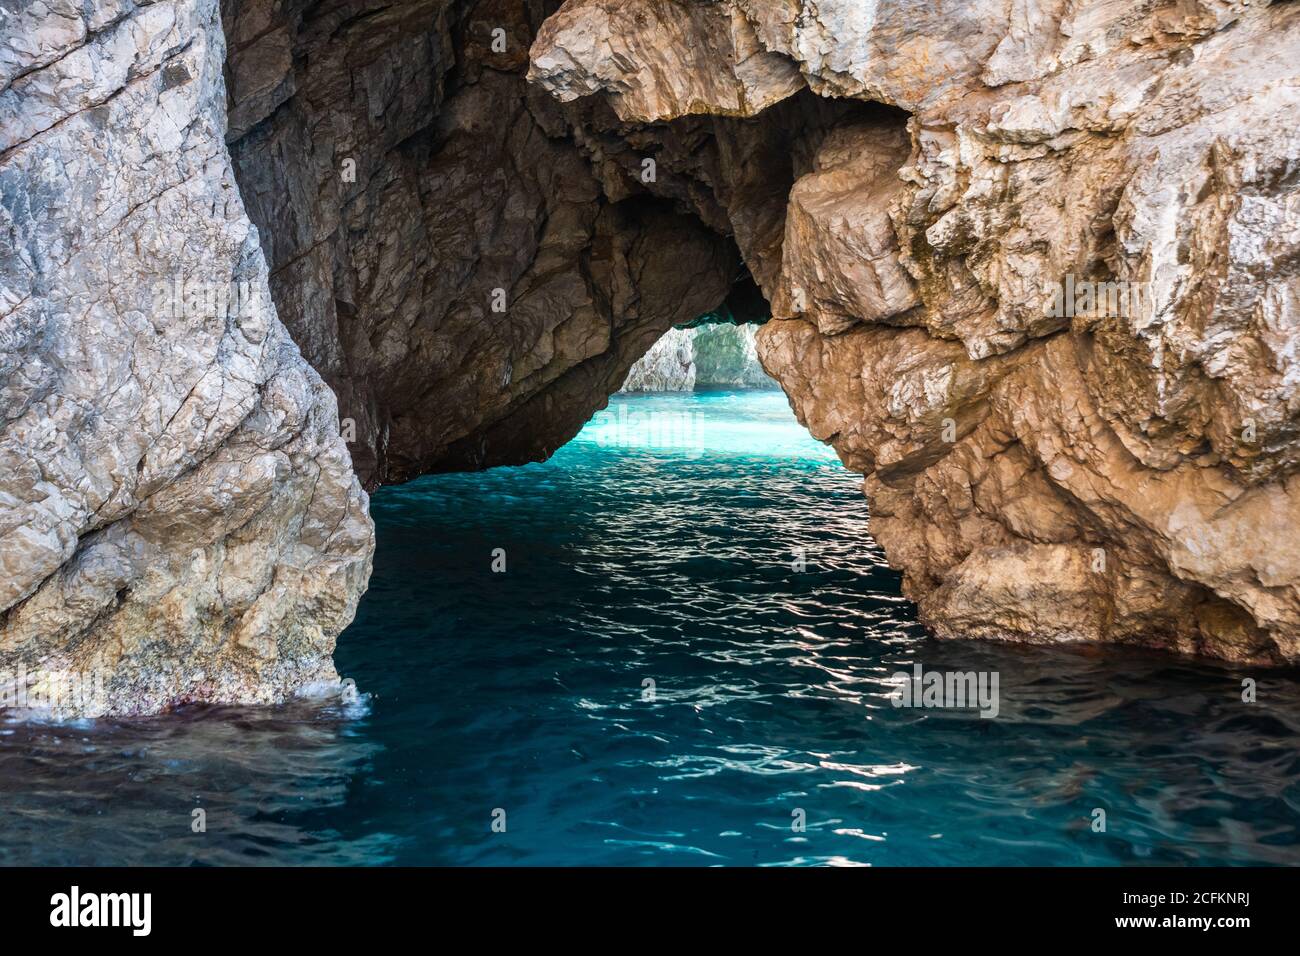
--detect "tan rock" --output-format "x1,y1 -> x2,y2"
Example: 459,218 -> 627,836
535,0 -> 1300,664
527,0 -> 804,122
773,119 -> 918,333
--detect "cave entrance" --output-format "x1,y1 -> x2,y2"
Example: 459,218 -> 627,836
220,0 -> 890,488
619,273 -> 778,395
567,268 -> 833,462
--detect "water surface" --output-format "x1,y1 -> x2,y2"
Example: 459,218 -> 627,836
2,390 -> 1298,865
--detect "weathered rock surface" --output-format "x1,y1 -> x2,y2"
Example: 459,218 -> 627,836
528,0 -> 803,122
3,0 -> 752,713
4,0 -> 752,714
621,327 -> 697,392
1,0 -> 373,715
693,323 -> 773,388
530,0 -> 1300,664
11,0 -> 1300,720
224,0 -> 739,483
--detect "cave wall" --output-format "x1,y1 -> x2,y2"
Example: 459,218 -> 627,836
223,0 -> 740,483
7,0 -> 1300,716
0,0 -> 766,714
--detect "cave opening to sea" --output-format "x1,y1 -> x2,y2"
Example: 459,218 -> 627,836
327,350 -> 1300,866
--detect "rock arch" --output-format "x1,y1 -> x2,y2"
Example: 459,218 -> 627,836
4,0 -> 1300,715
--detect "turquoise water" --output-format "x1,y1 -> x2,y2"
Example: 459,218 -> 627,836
2,390 -> 1299,865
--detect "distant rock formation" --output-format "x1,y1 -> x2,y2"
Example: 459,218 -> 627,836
620,324 -> 773,392
621,328 -> 697,392
694,324 -> 773,389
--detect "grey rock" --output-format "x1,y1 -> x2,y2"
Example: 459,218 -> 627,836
0,0 -> 373,716
621,328 -> 697,392
619,323 -> 774,392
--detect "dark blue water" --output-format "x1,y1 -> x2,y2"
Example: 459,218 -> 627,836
3,390 -> 1299,865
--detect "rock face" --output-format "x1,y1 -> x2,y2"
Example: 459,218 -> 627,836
223,0 -> 739,484
9,0 -> 1300,718
530,0 -> 1300,665
1,0 -> 743,714
528,0 -> 803,121
620,323 -> 773,391
0,0 -> 373,715
621,328 -> 697,392
693,323 -> 773,388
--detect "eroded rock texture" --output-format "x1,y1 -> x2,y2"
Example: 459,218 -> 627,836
10,0 -> 1300,720
0,0 -> 373,715
621,327 -> 697,391
223,0 -> 739,482
530,0 -> 1300,664
693,323 -> 773,388
2,0 -> 753,713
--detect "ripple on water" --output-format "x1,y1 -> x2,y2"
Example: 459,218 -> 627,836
1,390 -> 1298,865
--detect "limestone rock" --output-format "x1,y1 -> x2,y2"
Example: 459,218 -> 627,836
4,0 -> 742,715
528,0 -> 804,122
693,323 -> 773,388
621,328 -> 697,392
11,0 -> 1300,724
225,0 -> 739,483
773,118 -> 918,334
620,323 -> 774,391
0,0 -> 373,715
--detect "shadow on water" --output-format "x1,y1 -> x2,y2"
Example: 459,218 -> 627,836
2,391 -> 1299,865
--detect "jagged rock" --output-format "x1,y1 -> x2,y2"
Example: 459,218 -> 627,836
772,118 -> 918,334
4,0 -> 745,714
11,0 -> 1300,721
0,0 -> 373,716
530,0 -> 1300,664
621,328 -> 697,392
693,323 -> 773,388
528,0 -> 803,122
